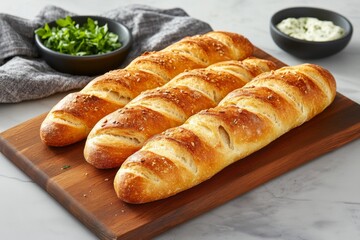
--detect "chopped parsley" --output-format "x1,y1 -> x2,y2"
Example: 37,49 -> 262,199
61,165 -> 71,170
35,16 -> 122,56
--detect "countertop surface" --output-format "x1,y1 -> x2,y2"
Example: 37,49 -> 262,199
1,0 -> 359,239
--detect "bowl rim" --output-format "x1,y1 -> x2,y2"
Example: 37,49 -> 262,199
34,15 -> 133,59
270,6 -> 353,44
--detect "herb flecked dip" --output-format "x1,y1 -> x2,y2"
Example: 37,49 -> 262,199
276,17 -> 345,41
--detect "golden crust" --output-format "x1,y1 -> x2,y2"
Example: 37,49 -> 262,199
114,63 -> 337,204
84,105 -> 180,169
40,31 -> 254,147
127,51 -> 206,81
204,31 -> 254,60
131,85 -> 216,119
115,128 -> 219,204
40,92 -> 120,146
83,69 -> 166,101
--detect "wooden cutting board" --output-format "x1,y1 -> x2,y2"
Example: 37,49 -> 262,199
1,47 -> 360,240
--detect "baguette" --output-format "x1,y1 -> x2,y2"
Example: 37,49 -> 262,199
114,63 -> 337,204
40,31 -> 254,146
84,58 -> 277,169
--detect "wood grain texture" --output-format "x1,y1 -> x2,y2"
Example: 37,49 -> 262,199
1,47 -> 360,239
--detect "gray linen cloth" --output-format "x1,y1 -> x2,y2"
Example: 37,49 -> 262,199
0,5 -> 212,103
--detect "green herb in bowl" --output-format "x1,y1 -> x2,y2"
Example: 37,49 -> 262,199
35,16 -> 122,56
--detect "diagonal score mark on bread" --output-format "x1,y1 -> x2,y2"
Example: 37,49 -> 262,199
40,31 -> 254,147
114,63 -> 337,204
84,58 -> 277,169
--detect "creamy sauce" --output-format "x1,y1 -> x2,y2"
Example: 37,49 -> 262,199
276,17 -> 345,41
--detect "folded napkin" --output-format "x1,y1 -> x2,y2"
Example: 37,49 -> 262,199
0,5 -> 212,103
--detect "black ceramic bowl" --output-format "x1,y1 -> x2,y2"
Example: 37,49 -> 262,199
270,7 -> 353,59
35,16 -> 132,75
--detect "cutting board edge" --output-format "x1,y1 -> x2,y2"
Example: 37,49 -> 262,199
0,134 -> 49,189
46,177 -> 118,240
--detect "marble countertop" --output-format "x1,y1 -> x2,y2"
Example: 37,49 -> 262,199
1,0 -> 359,239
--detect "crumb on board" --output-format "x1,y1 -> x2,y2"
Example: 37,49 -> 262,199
61,165 -> 71,170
